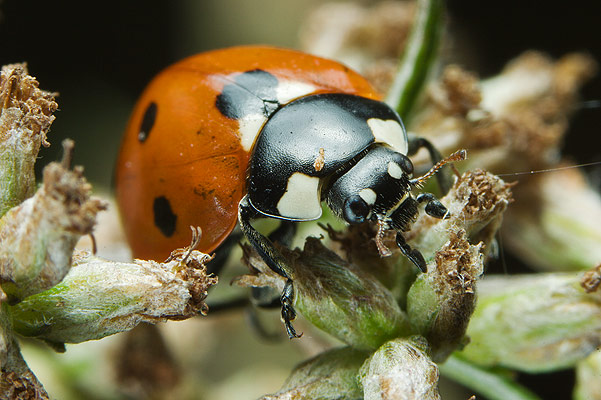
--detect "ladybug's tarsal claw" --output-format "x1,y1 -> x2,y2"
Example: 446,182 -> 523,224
281,279 -> 302,339
396,232 -> 427,273
282,306 -> 302,339
284,320 -> 302,339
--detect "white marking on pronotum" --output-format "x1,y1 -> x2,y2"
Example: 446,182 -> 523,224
358,188 -> 377,205
387,161 -> 403,179
238,113 -> 267,151
276,80 -> 316,104
367,118 -> 408,155
276,172 -> 322,220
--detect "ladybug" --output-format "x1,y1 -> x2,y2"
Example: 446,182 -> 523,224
116,46 -> 452,338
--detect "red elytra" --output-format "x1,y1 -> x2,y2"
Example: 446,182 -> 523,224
115,46 -> 382,261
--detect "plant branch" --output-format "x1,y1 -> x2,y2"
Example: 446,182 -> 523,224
385,0 -> 443,121
440,354 -> 540,400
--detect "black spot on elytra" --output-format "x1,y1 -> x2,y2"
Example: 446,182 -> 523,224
153,196 -> 176,237
138,102 -> 157,142
215,69 -> 280,120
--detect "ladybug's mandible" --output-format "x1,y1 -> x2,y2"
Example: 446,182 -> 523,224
116,46 -> 450,338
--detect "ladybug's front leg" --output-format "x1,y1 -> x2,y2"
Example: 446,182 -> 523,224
393,193 -> 449,273
238,196 -> 301,339
396,232 -> 427,272
416,192 -> 449,219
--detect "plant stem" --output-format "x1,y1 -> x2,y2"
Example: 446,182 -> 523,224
440,354 -> 541,400
385,0 -> 443,122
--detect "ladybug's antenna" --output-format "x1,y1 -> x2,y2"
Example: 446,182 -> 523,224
496,161 -> 601,177
410,149 -> 467,188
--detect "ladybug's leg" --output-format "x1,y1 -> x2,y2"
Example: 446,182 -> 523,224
407,134 -> 453,195
391,195 -> 437,273
392,194 -> 447,273
238,198 -> 295,280
416,192 -> 449,219
396,232 -> 427,272
251,220 -> 298,308
238,196 -> 301,339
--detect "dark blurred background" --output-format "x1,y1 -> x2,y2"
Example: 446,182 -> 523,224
0,0 -> 327,188
1,0 -> 600,189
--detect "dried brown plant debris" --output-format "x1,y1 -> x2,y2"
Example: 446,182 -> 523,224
0,141 -> 107,302
0,63 -> 57,144
581,264 -> 601,293
1,64 -> 59,215
429,66 -> 482,116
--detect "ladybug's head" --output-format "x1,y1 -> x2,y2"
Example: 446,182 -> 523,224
325,145 -> 415,228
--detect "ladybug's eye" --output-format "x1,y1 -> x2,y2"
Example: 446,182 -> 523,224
390,153 -> 413,176
399,154 -> 413,175
343,195 -> 371,224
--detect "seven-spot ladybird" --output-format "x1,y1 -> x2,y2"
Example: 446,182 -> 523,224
115,46 -> 451,338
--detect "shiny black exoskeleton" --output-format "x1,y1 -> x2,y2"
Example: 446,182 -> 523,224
238,93 -> 449,338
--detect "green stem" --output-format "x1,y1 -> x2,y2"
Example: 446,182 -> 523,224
440,354 -> 541,400
385,0 -> 443,122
